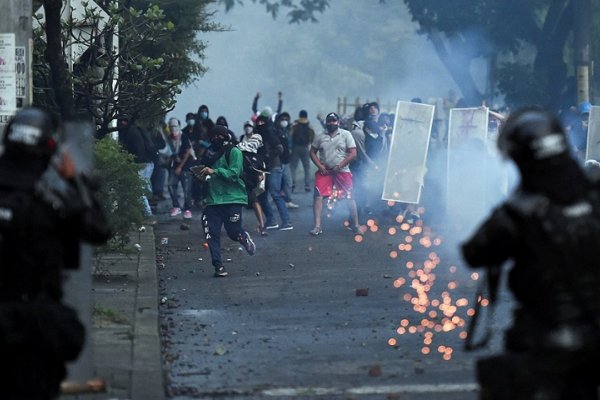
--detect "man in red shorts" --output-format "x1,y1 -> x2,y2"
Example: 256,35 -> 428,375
309,112 -> 361,235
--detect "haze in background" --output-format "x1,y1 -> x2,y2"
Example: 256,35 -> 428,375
171,1 -> 459,134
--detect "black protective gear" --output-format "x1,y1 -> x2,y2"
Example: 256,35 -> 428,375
497,107 -> 569,165
462,108 -> 600,400
1,107 -> 59,159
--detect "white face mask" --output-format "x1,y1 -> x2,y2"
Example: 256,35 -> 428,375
280,120 -> 289,128
244,126 -> 253,134
187,119 -> 196,126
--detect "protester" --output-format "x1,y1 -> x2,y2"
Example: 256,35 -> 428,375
309,112 -> 361,235
255,114 -> 293,230
0,107 -> 110,399
274,111 -> 298,208
166,117 -> 194,219
237,122 -> 268,235
461,107 -> 600,400
290,109 -> 315,193
150,122 -> 168,203
118,115 -> 156,221
197,125 -> 256,277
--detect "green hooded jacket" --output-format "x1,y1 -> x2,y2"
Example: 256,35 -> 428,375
205,146 -> 248,206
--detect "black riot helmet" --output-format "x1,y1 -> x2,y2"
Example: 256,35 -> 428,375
499,106 -> 588,204
497,107 -> 569,166
1,107 -> 59,161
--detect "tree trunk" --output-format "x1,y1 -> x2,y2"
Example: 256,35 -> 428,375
43,0 -> 75,118
429,29 -> 483,106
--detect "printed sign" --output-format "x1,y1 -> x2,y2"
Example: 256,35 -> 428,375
0,34 -> 16,73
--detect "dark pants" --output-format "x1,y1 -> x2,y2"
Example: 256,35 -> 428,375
202,204 -> 245,268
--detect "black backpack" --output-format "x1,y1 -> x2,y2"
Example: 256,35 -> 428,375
292,123 -> 311,146
223,147 -> 265,190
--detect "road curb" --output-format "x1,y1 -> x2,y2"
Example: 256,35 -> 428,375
131,228 -> 165,400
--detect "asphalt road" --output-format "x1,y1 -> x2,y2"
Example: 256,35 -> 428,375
154,189 -> 511,400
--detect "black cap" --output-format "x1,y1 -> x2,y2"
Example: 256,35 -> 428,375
325,112 -> 339,122
299,110 -> 308,118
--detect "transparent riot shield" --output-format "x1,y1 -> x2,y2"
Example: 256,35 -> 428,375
381,100 -> 434,204
446,108 -> 490,230
585,105 -> 600,161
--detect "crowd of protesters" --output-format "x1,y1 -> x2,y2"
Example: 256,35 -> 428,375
117,89 -> 596,276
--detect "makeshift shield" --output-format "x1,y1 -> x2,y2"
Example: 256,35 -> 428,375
585,105 -> 600,161
446,108 -> 490,225
381,101 -> 434,204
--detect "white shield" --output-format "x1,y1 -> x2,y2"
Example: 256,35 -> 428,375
585,105 -> 600,161
446,108 -> 490,223
381,101 -> 434,204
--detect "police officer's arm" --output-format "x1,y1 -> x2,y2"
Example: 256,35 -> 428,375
461,206 -> 517,268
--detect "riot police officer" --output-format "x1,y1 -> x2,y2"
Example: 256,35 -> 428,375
461,107 -> 600,400
0,107 -> 110,399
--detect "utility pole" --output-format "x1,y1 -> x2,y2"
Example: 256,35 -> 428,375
574,0 -> 592,105
0,0 -> 32,134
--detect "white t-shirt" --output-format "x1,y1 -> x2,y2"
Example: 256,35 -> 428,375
311,128 -> 356,172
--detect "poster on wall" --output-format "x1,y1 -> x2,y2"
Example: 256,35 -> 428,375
0,33 -> 16,114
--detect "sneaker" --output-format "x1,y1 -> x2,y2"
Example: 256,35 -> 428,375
239,231 -> 256,255
259,226 -> 268,236
279,223 -> 294,231
309,226 -> 323,236
286,202 -> 300,209
170,207 -> 182,217
214,265 -> 228,277
405,211 -> 420,225
183,210 -> 193,219
265,222 -> 279,230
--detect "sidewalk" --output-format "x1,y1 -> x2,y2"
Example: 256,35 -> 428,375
60,228 -> 164,400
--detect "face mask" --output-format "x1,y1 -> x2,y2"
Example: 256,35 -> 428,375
199,111 -> 208,120
280,120 -> 289,128
187,119 -> 196,126
244,126 -> 253,134
326,124 -> 338,133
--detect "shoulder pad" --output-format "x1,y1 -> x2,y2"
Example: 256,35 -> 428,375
504,190 -> 549,218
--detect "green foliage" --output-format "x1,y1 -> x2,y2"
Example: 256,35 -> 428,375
218,0 -> 330,23
33,0 -> 220,136
93,137 -> 146,249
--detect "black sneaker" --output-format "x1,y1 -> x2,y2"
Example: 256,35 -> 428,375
279,222 -> 294,231
214,265 -> 228,277
239,231 -> 256,255
265,222 -> 279,230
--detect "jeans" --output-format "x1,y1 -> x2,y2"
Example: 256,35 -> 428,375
140,162 -> 154,216
290,145 -> 311,189
168,169 -> 192,210
202,204 -> 245,267
266,167 -> 290,225
281,163 -> 293,202
151,163 -> 167,196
